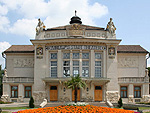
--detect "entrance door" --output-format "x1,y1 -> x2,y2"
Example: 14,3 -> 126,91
50,86 -> 58,101
72,89 -> 80,101
94,86 -> 102,101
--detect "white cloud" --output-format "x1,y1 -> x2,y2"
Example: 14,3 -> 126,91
0,16 -> 10,32
9,19 -> 37,38
0,0 -> 108,38
0,4 -> 8,15
0,42 -> 11,69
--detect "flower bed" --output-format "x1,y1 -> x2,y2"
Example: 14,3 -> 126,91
17,105 -> 134,113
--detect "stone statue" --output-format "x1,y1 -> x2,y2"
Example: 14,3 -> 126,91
36,18 -> 45,36
4,69 -> 7,77
106,18 -> 116,35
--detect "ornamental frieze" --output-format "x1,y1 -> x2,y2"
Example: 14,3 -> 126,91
14,58 -> 34,68
118,57 -> 138,67
45,45 -> 106,51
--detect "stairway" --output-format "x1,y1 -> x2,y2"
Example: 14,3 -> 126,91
45,101 -> 108,107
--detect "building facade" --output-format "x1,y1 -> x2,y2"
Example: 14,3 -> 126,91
2,14 -> 150,104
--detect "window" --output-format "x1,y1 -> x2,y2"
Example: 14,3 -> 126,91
82,53 -> 89,77
120,86 -> 127,98
134,86 -> 141,98
11,86 -> 18,98
25,86 -> 31,98
95,53 -> 102,77
63,53 -> 70,77
73,61 -> 79,77
50,53 -> 57,77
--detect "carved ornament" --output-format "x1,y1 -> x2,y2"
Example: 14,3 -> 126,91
118,57 -> 138,67
14,58 -> 34,68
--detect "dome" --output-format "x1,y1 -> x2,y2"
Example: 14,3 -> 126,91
70,11 -> 82,24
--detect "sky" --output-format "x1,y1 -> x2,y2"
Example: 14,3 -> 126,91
0,0 -> 150,69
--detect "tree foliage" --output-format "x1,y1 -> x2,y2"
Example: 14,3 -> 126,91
0,65 -> 4,97
29,97 -> 35,108
64,75 -> 86,103
118,97 -> 123,108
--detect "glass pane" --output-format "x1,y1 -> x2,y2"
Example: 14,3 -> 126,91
63,53 -> 70,59
95,86 -> 102,90
82,53 -> 89,59
51,67 -> 57,77
82,61 -> 89,66
15,91 -> 18,97
73,53 -> 79,59
95,67 -> 101,77
73,61 -> 79,66
25,86 -> 31,90
95,61 -> 101,66
12,86 -> 18,90
51,61 -> 57,66
138,91 -> 140,97
134,91 -> 136,97
82,67 -> 89,77
50,86 -> 57,90
25,91 -> 28,97
95,53 -> 101,59
29,91 -> 31,97
73,67 -> 79,76
121,86 -> 127,90
51,53 -> 57,59
63,67 -> 70,76
135,86 -> 140,90
63,61 -> 70,66
124,91 -> 127,97
12,91 -> 14,97
121,91 -> 123,97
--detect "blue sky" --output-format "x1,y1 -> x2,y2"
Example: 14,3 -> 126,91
0,0 -> 150,68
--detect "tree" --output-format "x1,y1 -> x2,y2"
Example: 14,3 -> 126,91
29,97 -> 35,108
0,65 -> 4,97
64,75 -> 86,103
118,97 -> 123,108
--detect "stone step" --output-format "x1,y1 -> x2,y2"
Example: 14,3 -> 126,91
45,102 -> 108,107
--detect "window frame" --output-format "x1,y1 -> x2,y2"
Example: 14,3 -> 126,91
95,52 -> 102,77
134,86 -> 141,98
24,86 -> 32,98
11,86 -> 18,98
120,86 -> 128,98
50,52 -> 57,77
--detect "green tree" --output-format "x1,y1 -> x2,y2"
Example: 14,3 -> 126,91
29,96 -> 35,108
118,97 -> 123,108
0,65 -> 4,97
64,75 -> 86,103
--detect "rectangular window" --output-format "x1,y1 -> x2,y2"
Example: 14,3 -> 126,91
11,86 -> 18,98
82,61 -> 89,77
50,53 -> 57,77
25,86 -> 31,98
73,61 -> 79,76
95,52 -> 102,77
120,86 -> 127,98
134,86 -> 141,98
63,61 -> 70,77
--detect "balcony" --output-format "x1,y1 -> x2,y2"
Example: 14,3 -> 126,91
3,77 -> 34,83
118,77 -> 149,83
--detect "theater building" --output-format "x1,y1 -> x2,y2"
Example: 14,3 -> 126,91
2,13 -> 150,104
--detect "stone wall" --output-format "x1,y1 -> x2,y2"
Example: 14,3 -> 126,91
106,91 -> 119,103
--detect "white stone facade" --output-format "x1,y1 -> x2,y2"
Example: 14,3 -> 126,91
2,17 -> 149,104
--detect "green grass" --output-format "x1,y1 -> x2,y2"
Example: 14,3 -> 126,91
1,106 -> 38,110
139,107 -> 150,110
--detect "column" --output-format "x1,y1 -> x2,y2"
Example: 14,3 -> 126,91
90,50 -> 94,78
18,84 -> 24,102
128,84 -> 134,103
57,50 -> 62,77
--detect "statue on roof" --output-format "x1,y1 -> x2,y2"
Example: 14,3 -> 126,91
36,18 -> 45,36
106,18 -> 116,35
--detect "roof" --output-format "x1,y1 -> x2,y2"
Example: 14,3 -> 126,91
4,45 -> 34,53
117,45 -> 149,53
46,24 -> 105,31
4,45 -> 149,54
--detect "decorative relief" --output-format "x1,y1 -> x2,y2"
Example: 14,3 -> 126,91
108,47 -> 115,55
33,92 -> 47,103
46,45 -> 106,51
36,47 -> 43,55
118,57 -> 138,67
106,91 -> 119,103
14,58 -> 34,67
66,24 -> 85,37
44,32 -> 66,38
86,32 -> 106,38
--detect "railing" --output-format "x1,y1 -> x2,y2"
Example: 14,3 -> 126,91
3,77 -> 34,83
118,77 -> 149,83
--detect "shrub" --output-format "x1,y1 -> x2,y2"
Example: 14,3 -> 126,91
118,97 -> 123,108
29,97 -> 34,108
